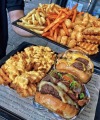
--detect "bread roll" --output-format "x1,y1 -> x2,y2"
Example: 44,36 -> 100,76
56,50 -> 94,83
56,61 -> 92,83
35,92 -> 79,119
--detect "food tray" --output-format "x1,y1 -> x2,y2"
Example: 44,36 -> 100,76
0,42 -> 100,120
33,85 -> 90,120
0,42 -> 32,120
12,19 -> 100,68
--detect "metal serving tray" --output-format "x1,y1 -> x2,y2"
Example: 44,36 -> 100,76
12,19 -> 100,68
0,42 -> 100,120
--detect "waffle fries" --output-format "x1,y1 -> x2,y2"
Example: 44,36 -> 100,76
69,13 -> 100,55
73,46 -> 99,55
76,42 -> 99,55
83,27 -> 100,35
0,46 -> 56,97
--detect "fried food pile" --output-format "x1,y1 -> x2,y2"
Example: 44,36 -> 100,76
42,6 -> 100,55
0,46 -> 56,97
0,47 -> 94,119
17,3 -> 100,55
71,13 -> 100,55
17,3 -> 61,34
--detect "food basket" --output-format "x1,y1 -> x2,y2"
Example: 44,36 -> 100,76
0,42 -> 100,120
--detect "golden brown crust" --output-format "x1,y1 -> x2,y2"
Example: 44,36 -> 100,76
0,46 -> 56,97
56,50 -> 94,83
0,68 -> 11,85
83,27 -> 100,35
35,92 -> 79,119
0,76 -> 4,85
77,41 -> 98,51
56,62 -> 92,83
72,46 -> 99,55
13,83 -> 36,97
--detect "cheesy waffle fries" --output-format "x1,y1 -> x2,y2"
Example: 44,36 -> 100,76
0,46 -> 56,97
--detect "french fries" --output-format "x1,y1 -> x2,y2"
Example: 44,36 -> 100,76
17,3 -> 61,34
42,4 -> 79,44
17,3 -> 100,55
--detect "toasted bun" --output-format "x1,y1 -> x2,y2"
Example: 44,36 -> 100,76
35,92 -> 79,119
56,62 -> 92,83
56,50 -> 94,83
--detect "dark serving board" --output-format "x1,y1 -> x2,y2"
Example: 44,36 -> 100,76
0,42 -> 100,120
12,19 -> 100,68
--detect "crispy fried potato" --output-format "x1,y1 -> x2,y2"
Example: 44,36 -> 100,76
77,42 -> 98,51
67,39 -> 77,48
82,13 -> 89,26
57,35 -> 61,43
0,76 -> 4,85
17,3 -> 100,55
60,36 -> 68,45
0,68 -> 11,84
30,29 -> 43,34
83,27 -> 100,35
59,29 -> 66,36
73,46 -> 99,55
64,19 -> 72,28
0,46 -> 56,97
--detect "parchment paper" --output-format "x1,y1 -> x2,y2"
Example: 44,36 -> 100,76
0,73 -> 100,120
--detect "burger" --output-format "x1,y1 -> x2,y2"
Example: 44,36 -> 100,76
55,50 -> 94,83
35,70 -> 90,119
35,50 -> 93,119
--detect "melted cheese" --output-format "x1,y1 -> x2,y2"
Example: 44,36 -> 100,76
13,75 -> 28,89
61,52 -> 92,70
38,81 -> 66,103
38,81 -> 78,108
58,82 -> 69,92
